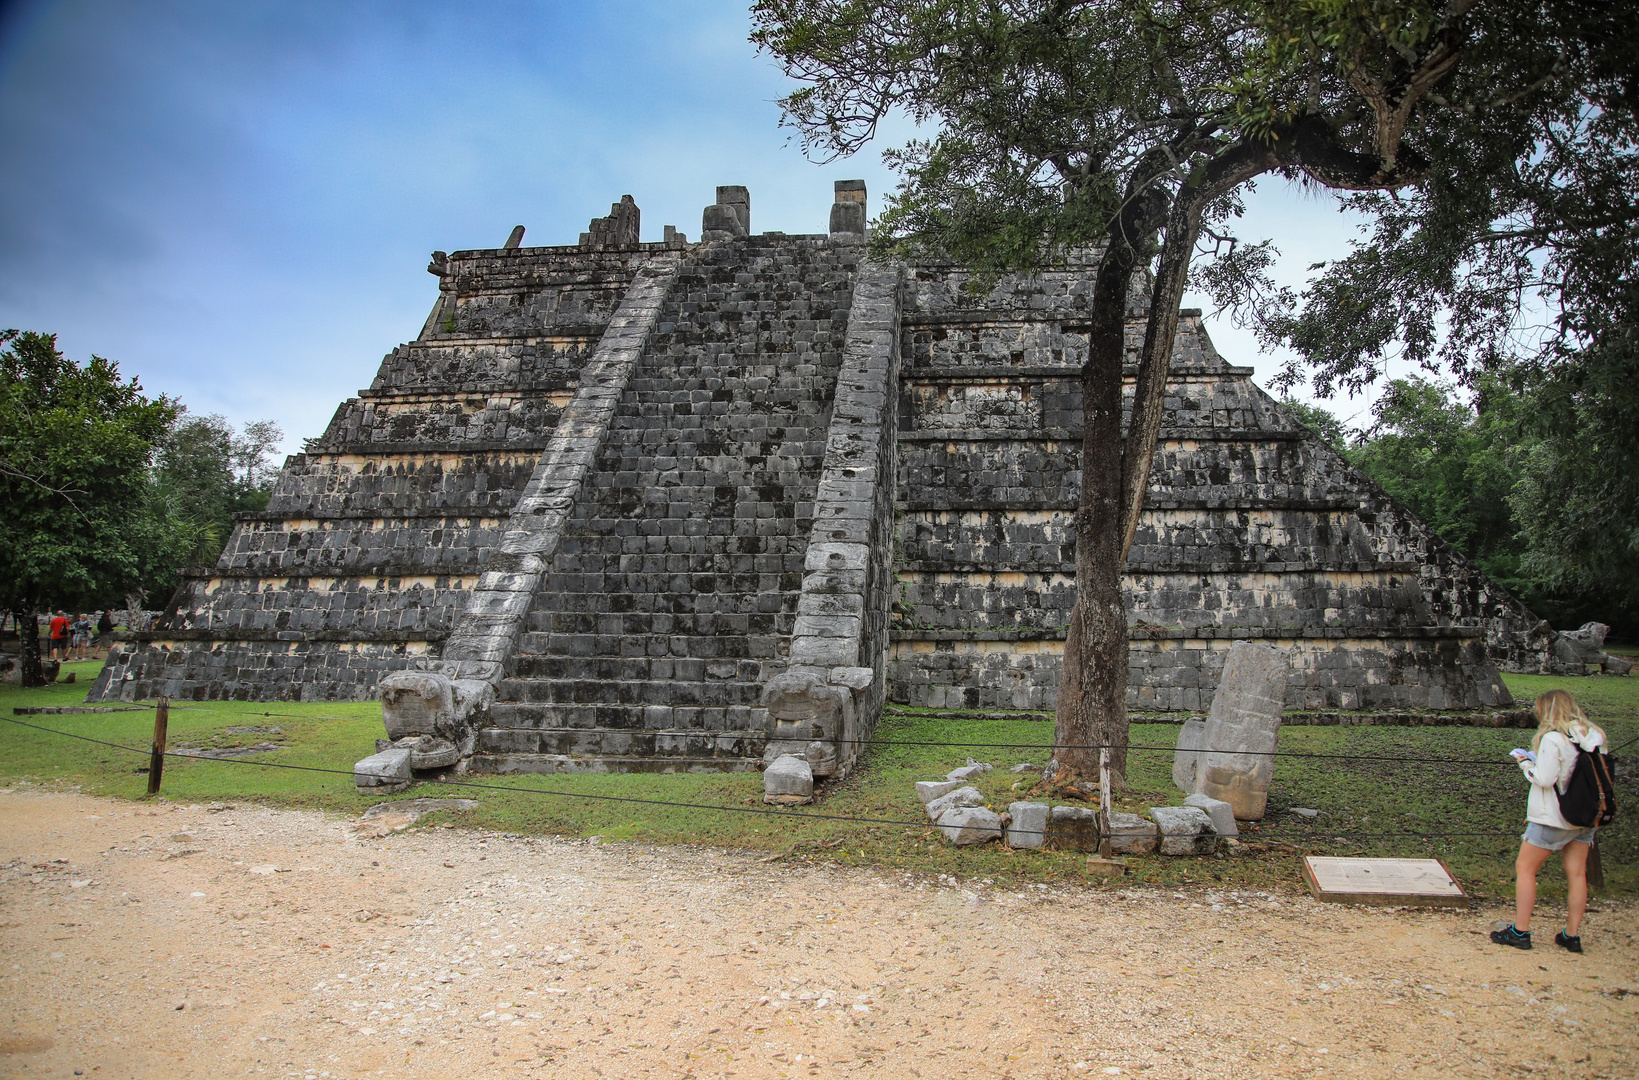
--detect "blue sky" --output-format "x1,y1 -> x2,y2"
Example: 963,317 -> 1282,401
0,0 -> 1374,455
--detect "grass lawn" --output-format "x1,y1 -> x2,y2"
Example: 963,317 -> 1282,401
2,662 -> 1634,900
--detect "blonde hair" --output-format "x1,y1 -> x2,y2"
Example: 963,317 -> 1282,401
1531,690 -> 1604,752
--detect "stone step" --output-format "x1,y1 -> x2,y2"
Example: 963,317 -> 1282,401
487,701 -> 765,732
494,676 -> 764,707
501,653 -> 767,683
508,630 -> 779,660
465,752 -> 762,776
474,725 -> 764,760
519,612 -> 793,637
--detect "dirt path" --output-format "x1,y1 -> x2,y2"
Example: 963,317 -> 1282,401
1,789 -> 1635,1080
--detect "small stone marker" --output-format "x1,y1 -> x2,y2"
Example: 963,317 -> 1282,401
763,754 -> 814,804
916,780 -> 965,805
1004,802 -> 1048,849
1301,857 -> 1467,908
936,806 -> 1002,845
1106,812 -> 1159,855
1084,856 -> 1126,878
1195,641 -> 1288,820
924,785 -> 983,822
1183,793 -> 1239,838
353,748 -> 412,794
1148,806 -> 1216,856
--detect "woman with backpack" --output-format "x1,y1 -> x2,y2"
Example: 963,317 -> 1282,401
1491,690 -> 1609,953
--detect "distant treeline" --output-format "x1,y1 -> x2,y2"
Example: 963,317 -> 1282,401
1287,377 -> 1636,642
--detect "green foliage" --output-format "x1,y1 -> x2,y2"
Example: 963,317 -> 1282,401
1278,397 -> 1348,452
1302,376 -> 1636,636
0,330 -> 176,613
1249,5 -> 1639,626
1346,376 -> 1521,569
141,411 -> 283,598
0,330 -> 284,615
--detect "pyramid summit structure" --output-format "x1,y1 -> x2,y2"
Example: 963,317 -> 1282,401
91,182 -> 1561,776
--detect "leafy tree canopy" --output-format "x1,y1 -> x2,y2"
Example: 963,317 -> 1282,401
753,0 -> 1539,784
0,330 -> 176,610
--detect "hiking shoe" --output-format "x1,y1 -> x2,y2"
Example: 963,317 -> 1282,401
1491,924 -> 1532,949
1555,930 -> 1583,953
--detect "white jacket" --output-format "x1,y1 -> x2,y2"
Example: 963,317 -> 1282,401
1519,725 -> 1606,829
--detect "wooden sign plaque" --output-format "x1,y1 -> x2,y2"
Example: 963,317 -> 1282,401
1301,856 -> 1467,908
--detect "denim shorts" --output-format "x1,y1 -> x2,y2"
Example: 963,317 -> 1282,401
1523,821 -> 1597,851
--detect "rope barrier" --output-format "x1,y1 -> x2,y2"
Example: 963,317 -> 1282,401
0,713 -> 1593,845
79,703 -> 1614,766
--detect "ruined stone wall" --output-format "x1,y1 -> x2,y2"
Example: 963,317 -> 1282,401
888,262 -> 1539,713
90,224 -> 1548,730
92,245 -> 676,702
473,236 -> 860,769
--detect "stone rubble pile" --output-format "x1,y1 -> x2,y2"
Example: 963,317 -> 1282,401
1554,622 -> 1633,676
903,758 -> 1234,856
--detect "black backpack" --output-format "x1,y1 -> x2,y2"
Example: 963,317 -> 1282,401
1558,746 -> 1618,828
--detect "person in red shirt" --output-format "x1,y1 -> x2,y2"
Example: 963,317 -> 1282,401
49,611 -> 70,660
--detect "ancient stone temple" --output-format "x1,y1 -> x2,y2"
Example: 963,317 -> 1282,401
90,182 -> 1560,775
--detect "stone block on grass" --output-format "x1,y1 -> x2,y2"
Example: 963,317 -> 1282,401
1149,805 -> 1216,856
1004,802 -> 1049,849
946,759 -> 994,782
763,754 -> 814,805
1184,793 -> 1239,838
354,747 -> 413,794
925,785 -> 983,822
916,779 -> 965,805
1043,805 -> 1102,852
1107,812 -> 1160,855
936,806 -> 1002,845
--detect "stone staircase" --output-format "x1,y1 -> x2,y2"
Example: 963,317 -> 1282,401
469,237 -> 860,772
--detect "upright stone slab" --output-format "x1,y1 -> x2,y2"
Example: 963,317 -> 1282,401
1172,718 -> 1206,793
1194,641 -> 1288,820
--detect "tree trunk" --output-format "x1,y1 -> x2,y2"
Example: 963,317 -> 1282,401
1054,143 -> 1278,791
14,604 -> 44,688
1054,239 -> 1144,787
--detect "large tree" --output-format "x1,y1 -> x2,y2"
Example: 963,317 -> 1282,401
141,410 -> 284,602
0,331 -> 176,685
753,0 -> 1512,786
1261,1 -> 1639,622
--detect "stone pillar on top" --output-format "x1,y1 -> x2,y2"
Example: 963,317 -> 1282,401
701,185 -> 750,240
830,180 -> 867,239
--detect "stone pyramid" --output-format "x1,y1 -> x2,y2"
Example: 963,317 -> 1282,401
91,183 -> 1558,776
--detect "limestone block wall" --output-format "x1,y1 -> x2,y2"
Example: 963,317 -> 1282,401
887,266 -> 1542,713
91,244 -> 678,702
474,236 -> 861,767
764,260 -> 902,773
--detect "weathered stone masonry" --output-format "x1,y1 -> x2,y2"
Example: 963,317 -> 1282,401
92,183 -> 1559,772
890,260 -> 1548,714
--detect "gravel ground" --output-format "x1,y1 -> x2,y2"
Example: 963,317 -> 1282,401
1,789 -> 1636,1080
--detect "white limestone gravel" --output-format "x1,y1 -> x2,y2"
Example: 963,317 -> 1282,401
1,789 -> 1636,1079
